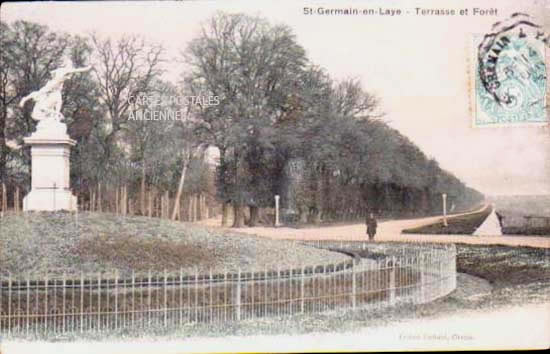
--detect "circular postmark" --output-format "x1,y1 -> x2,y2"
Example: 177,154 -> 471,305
476,13 -> 548,124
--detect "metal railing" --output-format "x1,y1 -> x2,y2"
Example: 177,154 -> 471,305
0,242 -> 456,337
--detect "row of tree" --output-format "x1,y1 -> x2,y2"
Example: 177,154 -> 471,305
183,13 -> 483,226
0,14 -> 483,227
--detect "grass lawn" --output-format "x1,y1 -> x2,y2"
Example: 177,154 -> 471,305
401,205 -> 492,235
0,211 -> 348,279
456,244 -> 550,288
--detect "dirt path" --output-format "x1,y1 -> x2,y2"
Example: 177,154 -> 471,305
200,205 -> 550,248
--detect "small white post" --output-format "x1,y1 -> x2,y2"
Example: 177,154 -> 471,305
442,193 -> 448,227
274,195 -> 281,227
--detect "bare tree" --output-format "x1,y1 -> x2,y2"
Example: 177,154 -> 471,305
90,33 -> 164,168
171,142 -> 204,221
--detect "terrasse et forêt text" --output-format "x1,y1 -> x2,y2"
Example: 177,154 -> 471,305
303,7 -> 498,16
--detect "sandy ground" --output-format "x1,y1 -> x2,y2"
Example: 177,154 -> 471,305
2,302 -> 548,353
200,206 -> 550,248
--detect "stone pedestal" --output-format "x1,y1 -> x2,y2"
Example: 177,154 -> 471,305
23,120 -> 78,211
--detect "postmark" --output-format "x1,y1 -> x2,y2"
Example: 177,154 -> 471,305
473,13 -> 548,127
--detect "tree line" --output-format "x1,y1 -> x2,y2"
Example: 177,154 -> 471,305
0,13 -> 483,227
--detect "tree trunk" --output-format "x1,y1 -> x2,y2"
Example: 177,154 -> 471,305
249,205 -> 260,226
164,191 -> 169,219
14,187 -> 19,213
198,193 -> 204,220
171,162 -> 188,220
156,193 -> 160,218
312,208 -> 322,224
122,185 -> 127,216
90,189 -> 95,212
140,162 -> 146,215
192,194 -> 197,221
221,201 -> 230,226
160,192 -> 164,219
1,183 -> 6,214
218,146 -> 230,227
0,107 -> 8,183
298,205 -> 308,223
97,183 -> 102,213
115,187 -> 119,214
148,189 -> 153,217
232,202 -> 245,228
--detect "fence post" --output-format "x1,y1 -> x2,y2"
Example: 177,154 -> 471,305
43,273 -> 47,333
300,265 -> 305,313
420,254 -> 425,303
352,263 -> 356,309
236,269 -> 241,321
276,266 -> 281,316
7,273 -> 11,335
62,273 -> 66,333
209,269 -> 213,324
264,267 -> 268,317
224,269 -> 228,322
194,269 -> 198,322
115,269 -> 119,330
80,273 -> 84,333
26,273 -> 30,335
131,271 -> 136,328
179,268 -> 183,326
390,257 -> 396,305
97,273 -> 101,331
164,269 -> 168,327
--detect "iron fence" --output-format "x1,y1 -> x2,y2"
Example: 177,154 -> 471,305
0,242 -> 456,336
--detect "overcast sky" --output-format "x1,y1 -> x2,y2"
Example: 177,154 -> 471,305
2,0 -> 549,196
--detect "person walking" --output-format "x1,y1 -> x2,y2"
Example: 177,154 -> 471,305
366,212 -> 378,241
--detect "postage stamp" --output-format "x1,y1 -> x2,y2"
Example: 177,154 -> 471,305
473,13 -> 548,127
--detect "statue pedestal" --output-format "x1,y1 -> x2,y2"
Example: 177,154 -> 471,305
23,121 -> 78,211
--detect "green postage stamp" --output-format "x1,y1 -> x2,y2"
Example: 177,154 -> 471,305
473,13 -> 548,127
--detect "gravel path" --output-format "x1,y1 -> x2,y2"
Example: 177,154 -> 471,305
473,204 -> 503,236
200,205 -> 550,248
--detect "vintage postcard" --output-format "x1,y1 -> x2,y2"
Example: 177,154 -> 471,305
0,0 -> 549,353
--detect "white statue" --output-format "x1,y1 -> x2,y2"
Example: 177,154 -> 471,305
19,61 -> 92,122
